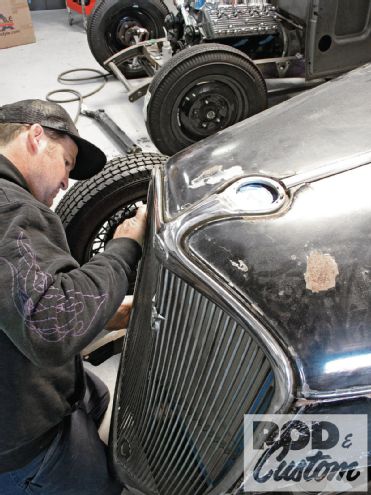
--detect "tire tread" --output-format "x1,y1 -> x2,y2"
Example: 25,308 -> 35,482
56,152 -> 166,231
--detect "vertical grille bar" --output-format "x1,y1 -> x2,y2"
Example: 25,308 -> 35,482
118,267 -> 169,430
177,339 -> 257,495
114,266 -> 277,495
120,267 -> 171,472
136,275 -> 183,480
167,324 -> 244,494
117,268 -> 168,423
148,292 -> 215,469
137,268 -> 177,441
142,286 -> 207,485
188,360 -> 274,495
156,314 -> 235,489
150,304 -> 221,475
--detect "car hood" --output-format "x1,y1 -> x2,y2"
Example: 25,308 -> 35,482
161,64 -> 371,397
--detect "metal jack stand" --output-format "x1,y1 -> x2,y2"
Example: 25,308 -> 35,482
103,38 -> 167,102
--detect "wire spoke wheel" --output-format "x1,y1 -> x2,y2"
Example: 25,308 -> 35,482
90,199 -> 144,258
55,153 -> 167,293
146,43 -> 268,156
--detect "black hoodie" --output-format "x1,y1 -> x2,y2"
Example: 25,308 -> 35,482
0,154 -> 142,472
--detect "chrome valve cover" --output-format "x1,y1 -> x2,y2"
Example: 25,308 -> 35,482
199,0 -> 279,39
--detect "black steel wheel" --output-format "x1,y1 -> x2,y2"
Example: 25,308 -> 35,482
55,153 -> 167,268
87,0 -> 168,78
146,43 -> 268,156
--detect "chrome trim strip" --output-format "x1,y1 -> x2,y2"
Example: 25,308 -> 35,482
282,149 -> 371,189
301,385 -> 371,401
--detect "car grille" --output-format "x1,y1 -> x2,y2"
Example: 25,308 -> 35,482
112,227 -> 275,495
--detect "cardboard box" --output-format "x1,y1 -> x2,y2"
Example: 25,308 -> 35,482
0,0 -> 36,49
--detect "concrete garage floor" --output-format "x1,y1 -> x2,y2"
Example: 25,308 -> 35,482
0,8 -> 156,444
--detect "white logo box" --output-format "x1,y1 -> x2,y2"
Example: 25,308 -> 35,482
244,414 -> 368,492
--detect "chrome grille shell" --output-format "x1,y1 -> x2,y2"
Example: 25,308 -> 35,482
110,171 -> 293,494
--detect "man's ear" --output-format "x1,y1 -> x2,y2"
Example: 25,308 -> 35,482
27,124 -> 46,154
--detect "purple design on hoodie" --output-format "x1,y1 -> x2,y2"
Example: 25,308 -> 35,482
2,231 -> 107,342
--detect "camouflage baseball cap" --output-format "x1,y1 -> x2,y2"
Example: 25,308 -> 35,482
0,99 -> 106,180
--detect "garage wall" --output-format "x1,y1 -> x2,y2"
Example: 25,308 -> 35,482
29,0 -> 66,10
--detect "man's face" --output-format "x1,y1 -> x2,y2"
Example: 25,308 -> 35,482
29,133 -> 78,207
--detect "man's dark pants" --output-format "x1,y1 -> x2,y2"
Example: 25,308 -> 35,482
0,369 -> 123,494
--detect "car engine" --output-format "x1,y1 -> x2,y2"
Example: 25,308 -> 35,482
167,0 -> 280,46
198,0 -> 279,39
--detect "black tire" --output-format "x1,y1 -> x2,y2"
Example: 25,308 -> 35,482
87,0 -> 168,79
146,43 -> 268,156
55,153 -> 167,266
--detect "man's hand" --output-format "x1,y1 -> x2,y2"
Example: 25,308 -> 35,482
105,295 -> 133,331
113,205 -> 147,246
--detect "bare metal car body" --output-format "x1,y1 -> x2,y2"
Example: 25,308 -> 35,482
108,63 -> 371,494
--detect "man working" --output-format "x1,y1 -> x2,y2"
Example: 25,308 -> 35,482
0,99 -> 146,494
